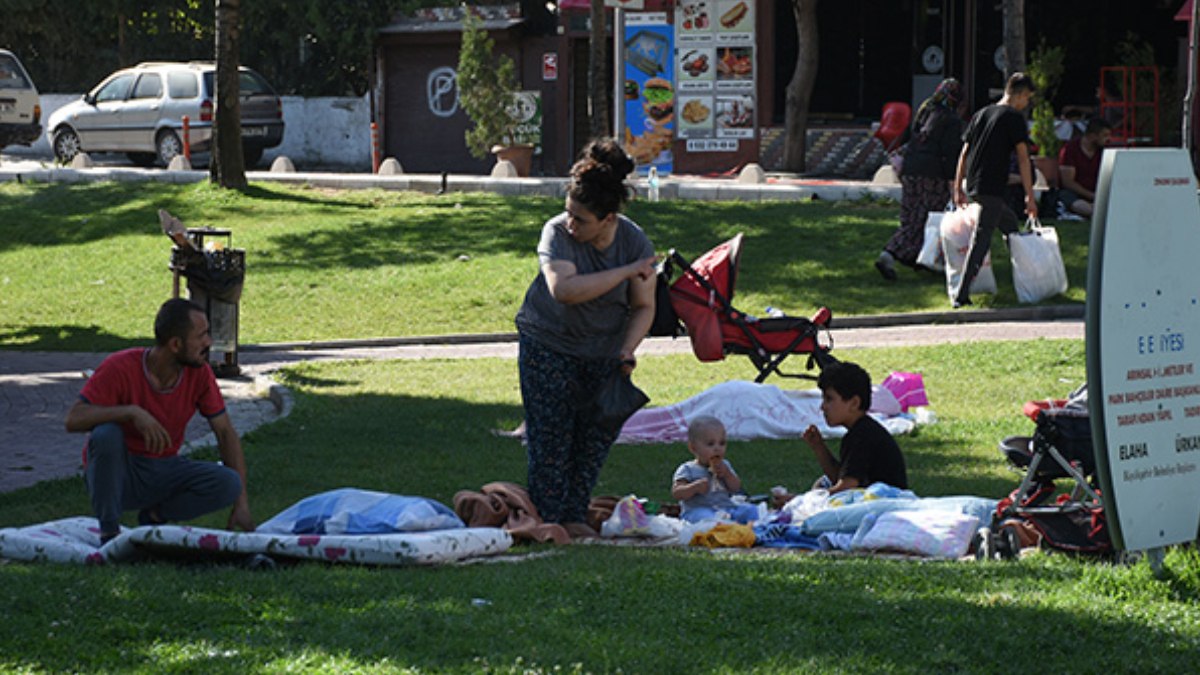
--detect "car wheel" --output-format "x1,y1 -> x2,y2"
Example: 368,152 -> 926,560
242,146 -> 264,168
156,130 -> 183,166
126,152 -> 157,167
52,127 -> 82,163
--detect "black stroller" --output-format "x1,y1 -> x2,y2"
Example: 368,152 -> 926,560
976,384 -> 1112,560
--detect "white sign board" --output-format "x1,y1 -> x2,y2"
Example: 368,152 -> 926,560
1087,148 -> 1200,551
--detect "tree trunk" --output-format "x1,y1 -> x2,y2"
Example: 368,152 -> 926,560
1002,0 -> 1026,76
588,0 -> 609,140
211,0 -> 247,190
783,0 -> 819,173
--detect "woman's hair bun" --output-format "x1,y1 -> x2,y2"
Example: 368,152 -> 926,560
586,138 -> 634,180
567,137 -> 634,216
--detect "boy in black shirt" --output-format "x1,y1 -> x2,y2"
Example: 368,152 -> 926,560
951,72 -> 1038,308
802,361 -> 908,493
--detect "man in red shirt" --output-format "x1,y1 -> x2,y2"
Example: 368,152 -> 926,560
66,299 -> 254,544
1057,117 -> 1111,218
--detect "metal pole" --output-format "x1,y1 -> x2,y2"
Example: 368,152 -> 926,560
613,8 -> 624,142
1183,2 -> 1199,158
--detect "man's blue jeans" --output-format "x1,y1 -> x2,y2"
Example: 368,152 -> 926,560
85,423 -> 241,536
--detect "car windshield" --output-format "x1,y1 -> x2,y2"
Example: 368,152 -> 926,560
0,54 -> 31,89
93,74 -> 135,103
202,70 -> 275,97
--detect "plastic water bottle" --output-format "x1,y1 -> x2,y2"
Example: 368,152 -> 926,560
648,167 -> 660,202
765,306 -> 784,318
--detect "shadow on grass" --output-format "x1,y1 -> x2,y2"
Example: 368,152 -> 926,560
255,194 -> 562,271
3,368 -> 1197,670
0,323 -> 138,353
2,542 -> 1197,672
0,181 -> 387,254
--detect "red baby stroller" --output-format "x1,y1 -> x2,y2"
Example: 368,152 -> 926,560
653,232 -> 836,383
977,384 -> 1111,560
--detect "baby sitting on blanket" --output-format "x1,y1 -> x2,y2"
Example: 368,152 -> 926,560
671,415 -> 760,524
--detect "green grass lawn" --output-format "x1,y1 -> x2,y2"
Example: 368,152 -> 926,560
0,181 -> 1090,351
2,340 -> 1198,673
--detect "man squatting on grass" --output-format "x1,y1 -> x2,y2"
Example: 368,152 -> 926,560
65,298 -> 254,544
951,72 -> 1038,309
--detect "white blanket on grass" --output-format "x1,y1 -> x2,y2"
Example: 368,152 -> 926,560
617,380 -> 915,444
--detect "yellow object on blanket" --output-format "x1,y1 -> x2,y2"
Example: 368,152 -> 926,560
690,522 -> 756,548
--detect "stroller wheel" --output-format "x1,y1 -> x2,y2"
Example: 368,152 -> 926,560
998,526 -> 1022,561
973,527 -> 994,561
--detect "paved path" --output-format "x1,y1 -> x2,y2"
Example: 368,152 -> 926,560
0,318 -> 1084,494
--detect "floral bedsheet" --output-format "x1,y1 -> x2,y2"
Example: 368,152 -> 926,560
0,517 -> 513,566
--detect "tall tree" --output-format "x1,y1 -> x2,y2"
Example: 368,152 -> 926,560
211,0 -> 246,189
588,0 -> 609,139
783,0 -> 818,173
1002,0 -> 1026,76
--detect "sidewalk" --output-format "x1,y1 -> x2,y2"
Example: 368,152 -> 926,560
0,314 -> 1084,494
0,154 -> 904,203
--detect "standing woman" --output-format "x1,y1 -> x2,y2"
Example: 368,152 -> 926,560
875,78 -> 964,280
515,138 -> 658,538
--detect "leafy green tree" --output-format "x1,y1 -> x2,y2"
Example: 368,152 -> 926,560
457,9 -> 520,158
241,0 -> 406,96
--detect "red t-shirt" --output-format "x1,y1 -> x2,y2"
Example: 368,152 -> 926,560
1057,137 -> 1103,193
79,347 -> 226,461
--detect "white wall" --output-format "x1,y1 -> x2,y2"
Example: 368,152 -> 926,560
18,93 -> 372,169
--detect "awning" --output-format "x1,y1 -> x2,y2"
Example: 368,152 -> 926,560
379,17 -> 526,35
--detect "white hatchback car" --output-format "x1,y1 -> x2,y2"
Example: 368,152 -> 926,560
47,61 -> 284,167
0,49 -> 42,150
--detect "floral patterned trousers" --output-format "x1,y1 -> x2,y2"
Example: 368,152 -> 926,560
518,335 -> 619,524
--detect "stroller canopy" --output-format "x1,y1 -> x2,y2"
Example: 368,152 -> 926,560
667,233 -> 834,381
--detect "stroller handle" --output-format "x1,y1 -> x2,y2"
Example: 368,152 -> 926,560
810,306 -> 832,326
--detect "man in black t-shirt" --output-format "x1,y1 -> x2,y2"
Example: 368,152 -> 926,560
951,72 -> 1038,308
801,361 -> 908,493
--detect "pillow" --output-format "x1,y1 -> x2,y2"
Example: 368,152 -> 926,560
258,488 -> 464,535
851,509 -> 979,559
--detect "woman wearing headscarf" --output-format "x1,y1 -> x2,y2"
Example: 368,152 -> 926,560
875,78 -> 965,280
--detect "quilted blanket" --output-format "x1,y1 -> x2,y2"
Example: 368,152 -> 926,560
0,516 -> 512,566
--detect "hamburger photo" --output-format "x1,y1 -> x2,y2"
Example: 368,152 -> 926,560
642,77 -> 675,123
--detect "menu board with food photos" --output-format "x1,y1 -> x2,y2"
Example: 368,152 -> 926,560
674,0 -> 755,145
621,12 -> 674,173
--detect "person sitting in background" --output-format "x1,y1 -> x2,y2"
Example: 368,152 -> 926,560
1057,117 -> 1111,218
671,415 -> 760,524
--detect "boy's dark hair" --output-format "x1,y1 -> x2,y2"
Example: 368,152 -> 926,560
1084,116 -> 1112,136
1005,72 -> 1036,96
154,298 -> 204,346
817,361 -> 872,411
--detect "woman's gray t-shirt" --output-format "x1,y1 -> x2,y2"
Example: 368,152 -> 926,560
515,212 -> 654,358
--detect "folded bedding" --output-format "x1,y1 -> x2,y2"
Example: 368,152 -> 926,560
798,496 -> 997,537
0,489 -> 513,566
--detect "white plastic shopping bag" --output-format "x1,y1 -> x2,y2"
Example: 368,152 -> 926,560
1009,218 -> 1068,303
940,202 -> 996,300
915,207 -> 948,271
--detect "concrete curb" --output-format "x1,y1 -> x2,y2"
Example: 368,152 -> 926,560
241,304 -> 1084,353
0,164 -> 904,202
